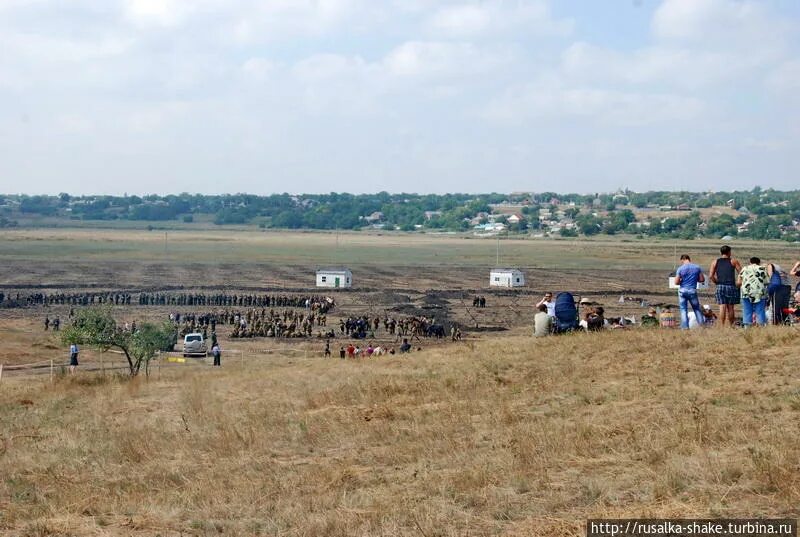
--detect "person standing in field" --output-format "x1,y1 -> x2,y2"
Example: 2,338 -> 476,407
709,245 -> 741,326
211,343 -> 221,367
738,257 -> 769,327
674,254 -> 705,329
69,343 -> 79,374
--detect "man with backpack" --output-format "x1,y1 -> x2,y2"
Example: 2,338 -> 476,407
767,262 -> 792,324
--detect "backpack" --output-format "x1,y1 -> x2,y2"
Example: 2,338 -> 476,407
553,292 -> 579,333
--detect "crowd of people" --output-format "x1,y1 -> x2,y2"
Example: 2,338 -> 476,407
670,246 -> 800,329
533,245 -> 800,336
332,337 -> 417,359
338,315 -> 445,339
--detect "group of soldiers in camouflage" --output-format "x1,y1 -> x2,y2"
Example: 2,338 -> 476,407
140,293 -> 334,311
229,308 -> 329,339
169,312 -> 221,330
339,315 -> 437,340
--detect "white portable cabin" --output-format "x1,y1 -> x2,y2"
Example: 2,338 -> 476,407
668,274 -> 709,290
489,268 -> 525,288
316,268 -> 352,288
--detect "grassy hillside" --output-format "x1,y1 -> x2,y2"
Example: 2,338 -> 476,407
2,327 -> 799,536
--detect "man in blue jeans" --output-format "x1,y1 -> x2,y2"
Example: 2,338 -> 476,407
675,254 -> 706,329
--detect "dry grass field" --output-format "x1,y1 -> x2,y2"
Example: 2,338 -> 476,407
2,328 -> 800,536
2,228 -> 800,535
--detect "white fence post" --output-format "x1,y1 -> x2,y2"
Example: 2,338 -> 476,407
0,364 -> 4,385
50,360 -> 54,383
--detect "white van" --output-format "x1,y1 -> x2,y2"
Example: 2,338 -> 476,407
183,333 -> 207,357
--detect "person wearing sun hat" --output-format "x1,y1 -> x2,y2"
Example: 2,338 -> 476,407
701,304 -> 717,326
641,307 -> 659,328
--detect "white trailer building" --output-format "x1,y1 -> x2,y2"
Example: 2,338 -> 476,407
316,268 -> 352,288
489,268 -> 525,288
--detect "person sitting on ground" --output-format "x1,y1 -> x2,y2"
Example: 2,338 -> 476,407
702,304 -> 717,326
609,317 -> 626,329
640,307 -> 659,328
399,338 -> 411,353
533,304 -> 552,337
536,292 -> 556,317
659,305 -> 676,328
585,306 -> 605,332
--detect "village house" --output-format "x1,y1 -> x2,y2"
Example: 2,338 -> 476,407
507,213 -> 524,225
424,211 -> 442,220
315,268 -> 352,289
489,268 -> 525,288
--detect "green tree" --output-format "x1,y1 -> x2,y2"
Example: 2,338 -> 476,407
559,227 -> 578,237
61,307 -> 176,377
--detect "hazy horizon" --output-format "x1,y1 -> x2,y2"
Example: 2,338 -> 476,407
0,186 -> 789,198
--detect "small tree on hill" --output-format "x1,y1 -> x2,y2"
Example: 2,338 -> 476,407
61,307 -> 176,377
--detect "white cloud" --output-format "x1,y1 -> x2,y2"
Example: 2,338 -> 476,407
652,0 -> 787,50
124,0 -> 188,27
0,0 -> 797,194
384,41 -> 509,78
241,58 -> 277,80
485,80 -> 704,126
425,0 -> 572,38
230,0 -> 384,43
561,42 -> 763,90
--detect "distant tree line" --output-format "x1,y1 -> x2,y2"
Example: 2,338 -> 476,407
1,188 -> 799,241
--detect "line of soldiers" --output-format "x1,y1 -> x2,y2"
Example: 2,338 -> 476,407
7,292 -> 133,306
140,293 -> 335,311
1,291 -> 336,313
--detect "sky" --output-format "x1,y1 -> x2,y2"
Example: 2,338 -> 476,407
0,0 -> 798,196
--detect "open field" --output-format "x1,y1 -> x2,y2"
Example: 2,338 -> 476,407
1,228 -> 798,289
2,328 -> 800,536
2,228 -> 800,535
1,228 -> 799,366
